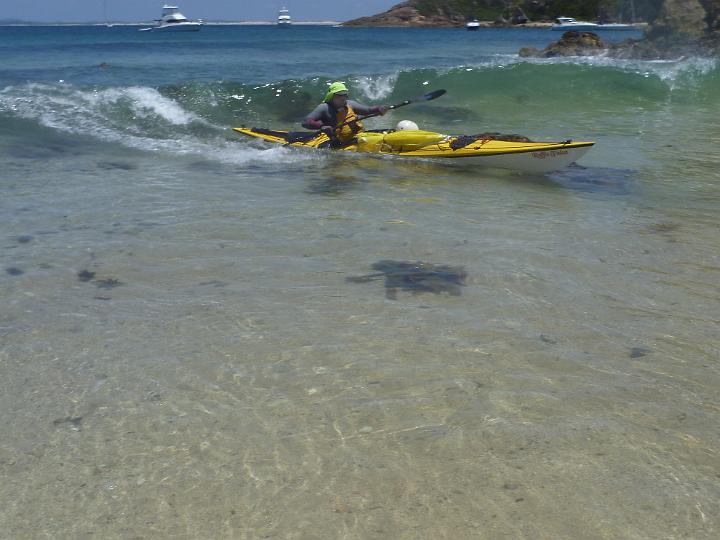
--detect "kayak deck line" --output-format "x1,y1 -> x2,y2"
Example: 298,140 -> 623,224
232,127 -> 595,173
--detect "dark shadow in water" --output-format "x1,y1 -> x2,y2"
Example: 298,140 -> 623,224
304,153 -> 475,196
643,222 -> 681,234
77,269 -> 123,289
547,164 -> 636,195
77,270 -> 96,282
5,267 -> 24,276
305,173 -> 366,196
95,278 -> 123,289
97,161 -> 137,171
53,416 -> 83,430
303,159 -> 369,196
630,347 -> 653,359
198,280 -> 229,288
6,135 -> 92,160
347,260 -> 467,300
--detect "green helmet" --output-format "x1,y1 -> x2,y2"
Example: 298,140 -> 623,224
323,81 -> 348,103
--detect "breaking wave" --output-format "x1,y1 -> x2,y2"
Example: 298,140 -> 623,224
1,56 -> 717,163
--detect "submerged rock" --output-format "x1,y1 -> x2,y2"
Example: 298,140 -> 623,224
346,260 -> 467,300
630,347 -> 653,359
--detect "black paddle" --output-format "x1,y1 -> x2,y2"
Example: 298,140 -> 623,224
285,89 -> 446,144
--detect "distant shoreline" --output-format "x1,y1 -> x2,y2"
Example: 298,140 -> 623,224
340,22 -> 554,29
1,20 -> 646,30
0,21 -> 342,27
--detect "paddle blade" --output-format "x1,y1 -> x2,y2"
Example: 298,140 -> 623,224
390,89 -> 446,110
420,89 -> 446,101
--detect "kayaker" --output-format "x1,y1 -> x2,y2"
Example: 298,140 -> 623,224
302,82 -> 389,144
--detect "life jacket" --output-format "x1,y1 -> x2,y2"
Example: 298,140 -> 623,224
333,103 -> 364,143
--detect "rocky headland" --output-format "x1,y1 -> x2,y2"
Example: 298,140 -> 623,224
343,2 -> 458,28
342,1 -> 550,28
520,0 -> 719,59
616,0 -> 720,58
344,0 -> 720,59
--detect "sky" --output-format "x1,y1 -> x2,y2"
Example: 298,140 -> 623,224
2,1 -> 403,23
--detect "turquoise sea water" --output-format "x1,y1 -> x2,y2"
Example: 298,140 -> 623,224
1,25 -> 719,538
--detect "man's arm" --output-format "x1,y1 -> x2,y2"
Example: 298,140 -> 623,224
302,103 -> 331,130
348,100 -> 388,116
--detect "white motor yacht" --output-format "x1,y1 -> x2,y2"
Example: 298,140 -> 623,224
277,7 -> 291,27
139,5 -> 202,32
466,19 -> 480,31
552,17 -> 636,31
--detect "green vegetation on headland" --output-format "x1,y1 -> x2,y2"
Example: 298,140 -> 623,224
412,0 -> 662,23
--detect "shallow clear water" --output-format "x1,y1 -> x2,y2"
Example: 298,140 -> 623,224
1,25 -> 719,539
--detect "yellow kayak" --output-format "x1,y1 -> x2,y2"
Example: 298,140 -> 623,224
232,127 -> 594,173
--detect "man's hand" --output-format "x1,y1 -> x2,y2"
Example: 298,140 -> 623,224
374,105 -> 390,115
320,126 -> 335,137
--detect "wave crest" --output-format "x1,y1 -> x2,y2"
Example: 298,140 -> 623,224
1,57 -> 717,162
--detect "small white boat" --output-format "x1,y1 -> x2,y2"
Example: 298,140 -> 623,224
277,7 -> 291,27
139,5 -> 202,32
466,19 -> 480,31
595,22 -> 639,30
551,17 -> 637,31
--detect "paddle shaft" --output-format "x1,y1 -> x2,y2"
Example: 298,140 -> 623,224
336,89 -> 446,131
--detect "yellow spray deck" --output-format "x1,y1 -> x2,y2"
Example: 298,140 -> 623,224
233,127 -> 594,173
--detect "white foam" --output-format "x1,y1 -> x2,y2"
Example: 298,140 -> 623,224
351,73 -> 398,101
0,83 -> 323,167
503,53 -> 718,86
123,87 -> 199,125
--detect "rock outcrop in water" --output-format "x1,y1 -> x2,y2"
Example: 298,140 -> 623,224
519,31 -> 607,58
